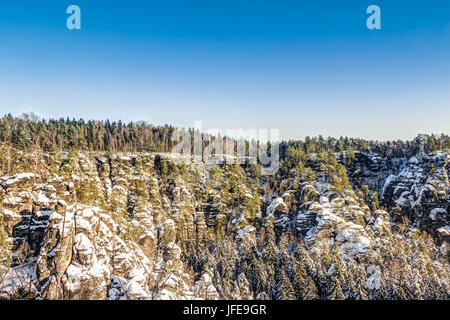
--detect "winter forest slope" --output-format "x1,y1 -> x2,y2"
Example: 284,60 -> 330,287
0,116 -> 449,300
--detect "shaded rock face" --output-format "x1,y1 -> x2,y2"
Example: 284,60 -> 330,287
345,152 -> 449,239
346,153 -> 401,191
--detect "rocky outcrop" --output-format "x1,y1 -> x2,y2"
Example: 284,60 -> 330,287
0,148 -> 448,300
345,152 -> 449,240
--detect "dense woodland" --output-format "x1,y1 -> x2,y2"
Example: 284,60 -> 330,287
0,114 -> 449,300
1,113 -> 449,157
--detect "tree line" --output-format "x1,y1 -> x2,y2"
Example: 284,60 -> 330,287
1,114 -> 448,157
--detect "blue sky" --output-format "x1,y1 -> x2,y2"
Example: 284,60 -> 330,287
0,0 -> 449,140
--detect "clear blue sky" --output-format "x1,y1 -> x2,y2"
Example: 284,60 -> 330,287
0,0 -> 449,140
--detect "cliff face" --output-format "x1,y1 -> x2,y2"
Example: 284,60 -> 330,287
346,152 -> 449,242
0,147 -> 449,300
0,151 -> 254,299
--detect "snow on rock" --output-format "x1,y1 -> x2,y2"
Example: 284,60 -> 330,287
1,173 -> 36,187
236,225 -> 256,243
366,265 -> 382,290
299,190 -> 373,257
430,208 -> 447,221
266,197 -> 287,216
437,226 -> 450,237
0,148 -> 448,301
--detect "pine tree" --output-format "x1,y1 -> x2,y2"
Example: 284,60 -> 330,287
276,269 -> 296,300
262,217 -> 278,299
356,265 -> 368,300
292,256 -> 318,300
